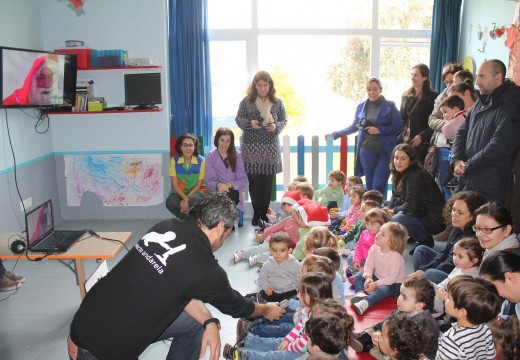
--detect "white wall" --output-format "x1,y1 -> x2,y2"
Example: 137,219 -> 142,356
459,0 -> 518,74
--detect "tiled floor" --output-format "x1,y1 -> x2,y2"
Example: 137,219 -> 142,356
0,218 -> 420,359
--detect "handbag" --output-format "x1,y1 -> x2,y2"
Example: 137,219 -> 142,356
424,144 -> 438,176
227,188 -> 240,205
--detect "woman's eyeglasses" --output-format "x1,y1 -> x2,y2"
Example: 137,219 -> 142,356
472,225 -> 503,234
181,143 -> 195,148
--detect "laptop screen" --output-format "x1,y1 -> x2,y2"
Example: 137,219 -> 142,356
26,200 -> 53,247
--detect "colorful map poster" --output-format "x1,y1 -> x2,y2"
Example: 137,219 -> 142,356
64,154 -> 163,206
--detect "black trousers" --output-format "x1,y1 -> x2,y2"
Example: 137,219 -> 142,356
247,173 -> 274,221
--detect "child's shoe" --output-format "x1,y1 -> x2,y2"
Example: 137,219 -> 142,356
341,248 -> 351,256
233,251 -> 243,263
248,255 -> 259,267
350,292 -> 368,304
349,331 -> 373,352
353,299 -> 369,315
258,219 -> 271,229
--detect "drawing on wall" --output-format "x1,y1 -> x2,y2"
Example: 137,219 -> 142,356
64,154 -> 163,206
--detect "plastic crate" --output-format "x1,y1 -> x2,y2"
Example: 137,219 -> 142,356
90,49 -> 128,68
54,48 -> 93,69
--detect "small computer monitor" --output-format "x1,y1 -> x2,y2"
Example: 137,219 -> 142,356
124,72 -> 162,110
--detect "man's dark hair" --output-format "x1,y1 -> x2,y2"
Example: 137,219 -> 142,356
490,59 -> 507,81
189,192 -> 236,230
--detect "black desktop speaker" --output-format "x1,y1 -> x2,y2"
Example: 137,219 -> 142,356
10,240 -> 26,254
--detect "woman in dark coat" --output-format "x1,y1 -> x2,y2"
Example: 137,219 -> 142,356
387,143 -> 446,255
399,63 -> 438,162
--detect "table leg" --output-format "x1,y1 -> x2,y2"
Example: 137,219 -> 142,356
74,259 -> 87,300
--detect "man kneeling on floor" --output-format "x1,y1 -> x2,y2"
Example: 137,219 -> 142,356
68,192 -> 285,360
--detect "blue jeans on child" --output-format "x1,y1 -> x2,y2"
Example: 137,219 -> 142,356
354,273 -> 401,307
240,333 -> 303,360
250,311 -> 295,338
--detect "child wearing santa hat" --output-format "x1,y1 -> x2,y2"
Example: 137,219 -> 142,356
291,200 -> 331,261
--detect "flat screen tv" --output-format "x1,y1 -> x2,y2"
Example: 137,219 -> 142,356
0,46 -> 77,109
124,72 -> 162,110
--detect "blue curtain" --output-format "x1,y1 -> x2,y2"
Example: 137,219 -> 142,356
429,0 -> 463,92
168,0 -> 212,145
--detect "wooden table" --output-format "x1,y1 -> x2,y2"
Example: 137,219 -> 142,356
0,231 -> 132,299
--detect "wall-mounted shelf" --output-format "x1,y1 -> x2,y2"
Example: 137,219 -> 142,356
48,107 -> 163,115
79,65 -> 161,71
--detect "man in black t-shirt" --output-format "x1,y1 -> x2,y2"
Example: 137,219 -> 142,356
68,193 -> 285,360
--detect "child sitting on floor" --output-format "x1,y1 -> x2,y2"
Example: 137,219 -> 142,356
313,170 -> 346,210
434,237 -> 482,313
299,299 -> 354,360
351,222 -> 407,316
348,208 -> 390,276
337,186 -> 365,234
236,272 -> 333,360
256,232 -> 301,303
291,201 -> 331,261
375,313 -> 426,360
436,275 -> 501,360
350,276 -> 439,360
329,175 -> 363,231
233,191 -> 302,266
339,189 -> 383,252
313,248 -> 345,305
487,313 -> 520,360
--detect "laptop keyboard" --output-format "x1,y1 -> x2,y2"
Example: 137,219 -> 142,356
32,231 -> 81,251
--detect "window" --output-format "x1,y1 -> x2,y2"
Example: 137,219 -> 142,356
209,1 -> 432,195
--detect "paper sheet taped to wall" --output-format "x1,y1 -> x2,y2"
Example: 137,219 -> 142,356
64,154 -> 163,206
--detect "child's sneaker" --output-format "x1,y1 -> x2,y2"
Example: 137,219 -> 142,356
0,275 -> 21,291
341,248 -> 351,256
248,255 -> 259,267
353,299 -> 369,315
350,292 -> 368,304
349,331 -> 373,352
258,219 -> 271,229
4,271 -> 26,283
233,251 -> 243,263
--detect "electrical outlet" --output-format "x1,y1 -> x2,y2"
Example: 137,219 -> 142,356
20,197 -> 32,212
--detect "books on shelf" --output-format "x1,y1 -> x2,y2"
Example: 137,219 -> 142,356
74,79 -> 94,112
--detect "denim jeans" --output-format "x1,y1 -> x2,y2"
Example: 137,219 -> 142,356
241,333 -> 303,360
251,311 -> 295,338
156,310 -> 204,360
242,242 -> 269,258
413,245 -> 439,271
359,148 -> 391,200
354,272 -> 400,308
391,212 -> 430,244
436,147 -> 452,201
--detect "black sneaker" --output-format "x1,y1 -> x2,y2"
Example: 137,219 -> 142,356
349,331 -> 373,352
223,343 -> 235,359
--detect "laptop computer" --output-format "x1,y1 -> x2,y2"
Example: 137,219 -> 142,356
25,200 -> 87,253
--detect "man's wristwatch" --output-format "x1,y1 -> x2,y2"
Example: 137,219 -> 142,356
203,318 -> 221,330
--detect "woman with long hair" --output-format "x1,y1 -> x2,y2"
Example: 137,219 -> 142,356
205,127 -> 248,227
399,63 -> 438,162
235,71 -> 287,226
386,143 -> 445,255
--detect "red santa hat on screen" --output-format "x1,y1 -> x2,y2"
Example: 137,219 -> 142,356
294,201 -> 330,227
281,191 -> 302,206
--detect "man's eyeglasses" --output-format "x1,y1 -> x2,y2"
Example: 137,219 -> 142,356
472,225 -> 503,234
181,143 -> 195,148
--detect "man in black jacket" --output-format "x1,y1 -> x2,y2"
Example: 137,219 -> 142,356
68,193 -> 285,360
452,59 -> 520,204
